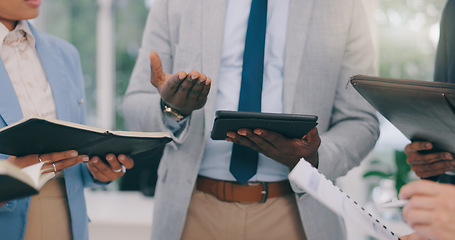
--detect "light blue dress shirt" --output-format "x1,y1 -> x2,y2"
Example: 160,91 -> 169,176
199,0 -> 290,182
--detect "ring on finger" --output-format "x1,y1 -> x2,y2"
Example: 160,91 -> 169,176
113,168 -> 122,173
52,163 -> 57,172
38,155 -> 49,164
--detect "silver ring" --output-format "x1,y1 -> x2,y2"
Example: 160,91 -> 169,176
113,168 -> 122,173
52,163 -> 57,172
122,165 -> 126,173
38,155 -> 49,164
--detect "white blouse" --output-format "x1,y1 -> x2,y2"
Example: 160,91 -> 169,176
0,21 -> 57,120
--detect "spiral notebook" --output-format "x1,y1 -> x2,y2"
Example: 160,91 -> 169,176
288,160 -> 401,240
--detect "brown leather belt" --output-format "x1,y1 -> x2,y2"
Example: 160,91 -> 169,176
196,176 -> 293,203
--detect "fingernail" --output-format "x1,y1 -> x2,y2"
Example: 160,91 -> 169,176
70,151 -> 78,157
82,156 -> 89,162
254,129 -> 262,135
238,131 -> 247,136
178,73 -> 186,80
191,75 -> 197,80
425,142 -> 432,149
106,155 -> 113,161
446,153 -> 453,159
226,132 -> 235,138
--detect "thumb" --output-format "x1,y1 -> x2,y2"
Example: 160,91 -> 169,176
303,127 -> 319,141
149,51 -> 164,87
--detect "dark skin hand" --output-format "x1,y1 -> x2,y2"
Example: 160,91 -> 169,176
149,51 -> 211,116
226,127 -> 321,170
404,141 -> 455,178
86,153 -> 134,182
149,51 -> 319,169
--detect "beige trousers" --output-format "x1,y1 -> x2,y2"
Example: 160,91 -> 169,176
181,190 -> 306,240
24,178 -> 72,240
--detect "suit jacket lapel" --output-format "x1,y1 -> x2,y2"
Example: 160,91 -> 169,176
0,60 -> 23,125
283,0 -> 316,113
202,0 -> 227,133
29,23 -> 72,122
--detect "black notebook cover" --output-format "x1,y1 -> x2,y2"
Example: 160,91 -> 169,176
0,174 -> 38,202
351,74 -> 455,153
0,118 -> 172,158
210,111 -> 318,140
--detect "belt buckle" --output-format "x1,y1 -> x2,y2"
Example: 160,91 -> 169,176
259,182 -> 268,203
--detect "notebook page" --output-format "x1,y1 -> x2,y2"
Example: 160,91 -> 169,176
288,160 -> 400,240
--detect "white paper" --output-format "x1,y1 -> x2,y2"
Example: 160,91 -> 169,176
288,160 -> 400,240
21,162 -> 44,188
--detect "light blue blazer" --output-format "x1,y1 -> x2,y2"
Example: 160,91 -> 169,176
0,22 -> 99,240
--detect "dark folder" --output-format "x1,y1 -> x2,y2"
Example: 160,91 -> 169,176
0,117 -> 172,158
210,110 -> 318,140
350,75 -> 455,153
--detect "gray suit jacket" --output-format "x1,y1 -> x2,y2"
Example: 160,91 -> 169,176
123,0 -> 380,239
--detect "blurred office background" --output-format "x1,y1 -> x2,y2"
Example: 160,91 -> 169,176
32,0 -> 446,239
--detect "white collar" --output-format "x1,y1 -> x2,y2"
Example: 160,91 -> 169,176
0,21 -> 36,51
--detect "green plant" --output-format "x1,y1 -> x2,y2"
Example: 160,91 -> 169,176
363,150 -> 412,194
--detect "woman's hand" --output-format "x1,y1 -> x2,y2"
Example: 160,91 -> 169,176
6,150 -> 88,173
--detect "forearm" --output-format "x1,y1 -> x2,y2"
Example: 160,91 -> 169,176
316,0 -> 379,180
320,115 -> 378,175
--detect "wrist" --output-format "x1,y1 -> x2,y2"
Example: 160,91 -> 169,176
287,159 -> 301,171
306,153 -> 319,168
160,99 -> 189,122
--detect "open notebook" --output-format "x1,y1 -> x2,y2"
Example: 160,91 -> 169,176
0,117 -> 172,158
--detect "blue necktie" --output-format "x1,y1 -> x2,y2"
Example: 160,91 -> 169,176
229,0 -> 267,184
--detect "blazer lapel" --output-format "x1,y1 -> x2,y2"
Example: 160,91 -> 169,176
0,60 -> 23,125
283,0 -> 316,113
201,0 -> 227,132
29,23 -> 72,122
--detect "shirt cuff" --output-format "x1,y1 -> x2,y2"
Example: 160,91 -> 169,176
163,114 -> 189,136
